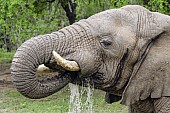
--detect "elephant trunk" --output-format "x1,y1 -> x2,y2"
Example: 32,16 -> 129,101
11,33 -> 71,99
11,21 -> 91,99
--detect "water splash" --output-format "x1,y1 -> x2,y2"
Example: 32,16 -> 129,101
68,83 -> 81,113
68,79 -> 94,113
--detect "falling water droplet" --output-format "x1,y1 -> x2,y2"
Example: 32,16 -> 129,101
68,83 -> 81,113
68,78 -> 94,113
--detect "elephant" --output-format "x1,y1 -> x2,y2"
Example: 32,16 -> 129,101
10,5 -> 170,113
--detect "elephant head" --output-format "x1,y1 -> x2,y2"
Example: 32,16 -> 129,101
11,5 -> 170,106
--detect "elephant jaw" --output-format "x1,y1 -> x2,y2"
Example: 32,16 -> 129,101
37,51 -> 100,89
51,51 -> 104,88
36,52 -> 113,91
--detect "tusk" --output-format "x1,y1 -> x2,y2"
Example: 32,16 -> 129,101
52,51 -> 80,71
37,64 -> 53,73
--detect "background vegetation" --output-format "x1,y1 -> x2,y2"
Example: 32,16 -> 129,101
0,86 -> 128,113
0,0 -> 169,55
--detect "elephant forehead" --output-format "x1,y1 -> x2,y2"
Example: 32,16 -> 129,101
115,26 -> 136,47
88,8 -> 119,20
86,10 -> 122,31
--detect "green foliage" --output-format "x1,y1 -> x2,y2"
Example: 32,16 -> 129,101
146,0 -> 170,15
70,0 -> 170,20
0,48 -> 15,62
114,0 -> 128,7
0,0 -> 169,52
0,0 -> 68,50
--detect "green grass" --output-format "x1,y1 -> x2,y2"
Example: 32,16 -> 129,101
0,86 -> 128,113
0,48 -> 15,63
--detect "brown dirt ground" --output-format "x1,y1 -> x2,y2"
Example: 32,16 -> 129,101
0,62 -> 12,87
0,62 -> 14,112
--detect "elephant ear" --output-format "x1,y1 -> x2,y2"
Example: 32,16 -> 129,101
119,5 -> 170,106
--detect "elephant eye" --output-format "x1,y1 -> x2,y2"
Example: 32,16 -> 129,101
100,38 -> 112,48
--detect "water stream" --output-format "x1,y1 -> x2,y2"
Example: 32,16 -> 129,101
68,79 -> 94,113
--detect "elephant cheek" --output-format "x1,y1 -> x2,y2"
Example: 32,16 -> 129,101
74,51 -> 100,77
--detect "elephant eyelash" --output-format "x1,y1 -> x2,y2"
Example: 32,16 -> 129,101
100,38 -> 112,48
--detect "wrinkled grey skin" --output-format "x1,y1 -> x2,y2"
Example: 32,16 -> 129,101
11,5 -> 170,113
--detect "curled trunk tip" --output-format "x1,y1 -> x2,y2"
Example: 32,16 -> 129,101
37,64 -> 54,73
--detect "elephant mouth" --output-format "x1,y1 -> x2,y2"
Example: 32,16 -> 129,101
51,50 -> 100,83
37,51 -> 104,89
37,66 -> 103,90
69,71 -> 104,89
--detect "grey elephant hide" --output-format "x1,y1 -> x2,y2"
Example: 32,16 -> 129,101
101,5 -> 170,106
